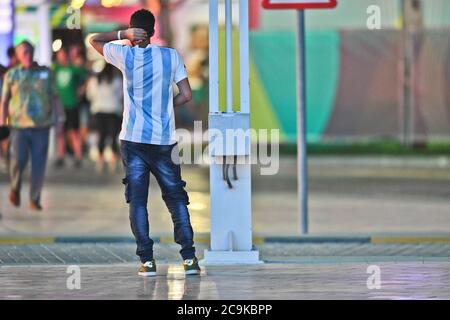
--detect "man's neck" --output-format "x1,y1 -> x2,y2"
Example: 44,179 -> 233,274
20,64 -> 32,70
137,40 -> 151,48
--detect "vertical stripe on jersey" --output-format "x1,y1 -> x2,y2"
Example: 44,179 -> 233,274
150,48 -> 163,144
131,49 -> 145,142
160,48 -> 172,145
120,59 -> 131,141
141,48 -> 154,143
124,51 -> 135,141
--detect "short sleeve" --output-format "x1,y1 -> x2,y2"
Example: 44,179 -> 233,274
174,50 -> 188,84
104,43 -> 127,71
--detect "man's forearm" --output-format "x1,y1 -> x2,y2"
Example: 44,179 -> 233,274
89,31 -> 123,56
0,98 -> 8,126
174,93 -> 191,108
91,31 -> 123,44
89,28 -> 147,56
174,78 -> 193,108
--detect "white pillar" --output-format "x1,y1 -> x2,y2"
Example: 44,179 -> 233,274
37,2 -> 52,67
203,0 -> 260,265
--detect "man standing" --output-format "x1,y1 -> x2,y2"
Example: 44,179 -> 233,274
0,41 -> 62,211
89,9 -> 200,277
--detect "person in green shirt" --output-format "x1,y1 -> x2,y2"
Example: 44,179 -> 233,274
53,48 -> 84,168
0,41 -> 64,210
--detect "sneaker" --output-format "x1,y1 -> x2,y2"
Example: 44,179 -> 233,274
138,260 -> 157,277
9,190 -> 20,207
184,257 -> 201,276
74,159 -> 82,169
54,159 -> 65,169
95,161 -> 105,174
29,201 -> 43,211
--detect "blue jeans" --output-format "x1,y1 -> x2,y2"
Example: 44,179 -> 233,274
120,140 -> 195,263
9,128 -> 50,203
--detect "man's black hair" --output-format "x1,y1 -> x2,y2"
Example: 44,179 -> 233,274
130,9 -> 155,37
7,46 -> 15,58
17,41 -> 35,54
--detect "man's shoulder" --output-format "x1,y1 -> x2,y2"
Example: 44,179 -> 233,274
157,47 -> 183,62
33,65 -> 52,77
35,65 -> 51,72
105,42 -> 130,51
3,65 -> 19,80
159,46 -> 179,54
104,43 -> 131,61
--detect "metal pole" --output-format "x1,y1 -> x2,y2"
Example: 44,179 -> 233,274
209,0 -> 219,113
402,0 -> 423,147
296,10 -> 308,234
402,0 -> 413,147
225,0 -> 233,113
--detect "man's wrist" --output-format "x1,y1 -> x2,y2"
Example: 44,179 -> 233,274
118,30 -> 127,40
119,30 -> 127,40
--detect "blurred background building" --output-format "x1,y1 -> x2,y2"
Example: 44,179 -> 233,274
1,0 -> 449,145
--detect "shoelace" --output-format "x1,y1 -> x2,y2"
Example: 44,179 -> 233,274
143,261 -> 154,268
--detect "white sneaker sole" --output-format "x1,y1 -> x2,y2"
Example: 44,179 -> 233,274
138,271 -> 157,277
185,269 -> 201,276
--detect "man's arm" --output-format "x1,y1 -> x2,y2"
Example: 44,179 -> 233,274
174,78 -> 192,108
89,28 -> 148,56
0,77 -> 11,127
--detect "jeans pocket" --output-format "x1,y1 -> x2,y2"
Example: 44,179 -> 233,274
158,143 -> 177,155
122,177 -> 131,203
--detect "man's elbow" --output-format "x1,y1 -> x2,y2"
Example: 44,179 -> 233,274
88,37 -> 103,55
183,91 -> 192,103
88,36 -> 95,47
88,34 -> 99,47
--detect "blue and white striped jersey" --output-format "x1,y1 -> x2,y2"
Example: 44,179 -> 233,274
104,43 -> 188,145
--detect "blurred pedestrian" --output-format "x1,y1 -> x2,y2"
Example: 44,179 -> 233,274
53,48 -> 84,168
69,45 -> 90,152
86,63 -> 123,174
0,41 -> 64,211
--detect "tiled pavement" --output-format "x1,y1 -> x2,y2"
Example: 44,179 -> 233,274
1,243 -> 450,265
1,243 -> 450,299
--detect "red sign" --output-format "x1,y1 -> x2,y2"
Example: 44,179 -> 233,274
262,0 -> 337,10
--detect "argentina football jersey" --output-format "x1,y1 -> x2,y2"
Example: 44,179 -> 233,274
103,43 -> 188,145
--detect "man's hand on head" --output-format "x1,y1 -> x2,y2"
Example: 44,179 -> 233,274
123,28 -> 148,45
89,28 -> 149,56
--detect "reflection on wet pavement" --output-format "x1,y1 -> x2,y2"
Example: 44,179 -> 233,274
1,262 -> 450,300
